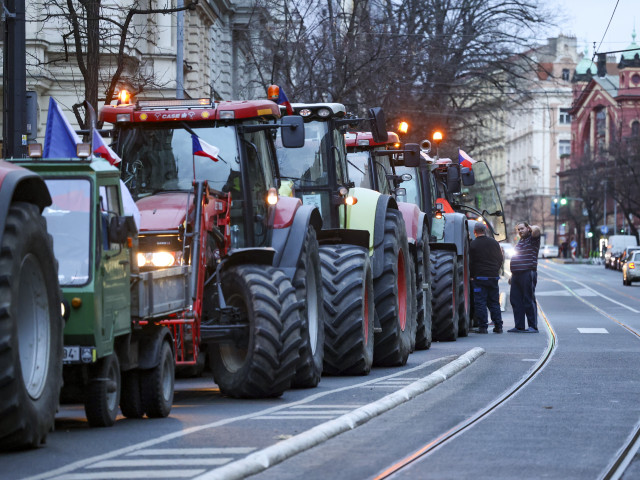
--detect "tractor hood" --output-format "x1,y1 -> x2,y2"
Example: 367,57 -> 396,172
136,192 -> 190,232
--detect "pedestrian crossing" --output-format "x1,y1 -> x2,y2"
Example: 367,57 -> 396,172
49,448 -> 257,480
252,404 -> 363,420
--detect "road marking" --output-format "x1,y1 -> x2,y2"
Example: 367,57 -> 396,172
50,470 -> 205,479
126,448 -> 256,456
289,404 -> 362,409
89,459 -> 231,468
253,415 -> 338,420
577,328 -> 609,334
521,359 -> 538,362
536,290 -> 571,296
25,357 -> 451,480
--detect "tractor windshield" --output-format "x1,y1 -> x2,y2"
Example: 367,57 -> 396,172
458,161 -> 507,242
347,149 -> 392,195
276,121 -> 331,187
42,178 -> 92,286
116,125 -> 239,198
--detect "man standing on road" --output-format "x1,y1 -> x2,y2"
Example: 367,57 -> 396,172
509,222 -> 541,333
470,223 -> 504,334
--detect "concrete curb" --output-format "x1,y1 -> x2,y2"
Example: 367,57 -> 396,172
194,347 -> 486,480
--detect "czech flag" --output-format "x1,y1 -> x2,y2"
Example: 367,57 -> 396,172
272,87 -> 293,115
93,128 -> 121,166
458,149 -> 476,169
192,134 -> 219,161
43,97 -> 81,158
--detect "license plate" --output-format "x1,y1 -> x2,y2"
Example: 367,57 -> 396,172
63,346 -> 80,364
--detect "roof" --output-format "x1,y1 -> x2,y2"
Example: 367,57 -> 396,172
575,48 -> 596,75
593,75 -> 620,98
621,29 -> 640,61
344,131 -> 400,147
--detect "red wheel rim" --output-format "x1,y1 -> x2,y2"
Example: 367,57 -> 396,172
397,249 -> 407,331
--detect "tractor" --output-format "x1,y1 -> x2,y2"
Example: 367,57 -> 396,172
274,95 -> 416,372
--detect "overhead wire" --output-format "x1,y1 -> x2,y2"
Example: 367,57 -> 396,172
592,0 -> 620,60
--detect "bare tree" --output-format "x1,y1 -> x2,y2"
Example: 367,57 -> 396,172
34,0 -> 197,126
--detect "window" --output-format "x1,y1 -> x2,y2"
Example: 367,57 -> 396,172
559,140 -> 571,156
562,69 -> 570,81
559,108 -> 572,124
596,108 -> 606,152
632,121 -> 640,137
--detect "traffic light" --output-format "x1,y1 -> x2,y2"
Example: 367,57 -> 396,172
551,198 -> 558,215
560,197 -> 567,206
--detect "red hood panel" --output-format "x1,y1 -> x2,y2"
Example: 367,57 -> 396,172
137,192 -> 190,231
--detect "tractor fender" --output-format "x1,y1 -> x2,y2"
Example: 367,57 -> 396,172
135,326 -> 174,370
396,201 -> 421,244
271,203 -> 322,279
273,195 -> 302,229
345,186 -> 385,252
371,194 -> 400,279
221,247 -> 276,271
0,164 -> 51,248
416,211 -> 429,245
442,212 -> 469,256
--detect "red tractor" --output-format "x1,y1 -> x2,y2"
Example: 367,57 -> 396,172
0,160 -> 64,448
100,96 -> 325,392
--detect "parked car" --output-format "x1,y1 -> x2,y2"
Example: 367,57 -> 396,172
622,251 -> 640,286
501,242 -> 515,259
616,246 -> 640,271
539,244 -> 559,258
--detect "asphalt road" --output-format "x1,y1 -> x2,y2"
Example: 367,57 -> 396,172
3,260 -> 640,480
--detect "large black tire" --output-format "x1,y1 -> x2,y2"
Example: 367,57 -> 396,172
457,240 -> 472,338
140,341 -> 175,418
415,229 -> 433,350
373,210 -> 415,367
0,202 -> 63,450
291,226 -> 325,388
120,370 -> 144,419
320,245 -> 374,376
210,266 -> 302,398
85,353 -> 121,427
431,249 -> 459,341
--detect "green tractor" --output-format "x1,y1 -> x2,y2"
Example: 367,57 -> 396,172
275,97 -> 416,373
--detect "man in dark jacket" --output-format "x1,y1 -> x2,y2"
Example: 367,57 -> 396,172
470,222 -> 504,333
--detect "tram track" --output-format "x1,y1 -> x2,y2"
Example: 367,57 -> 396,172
372,305 -> 557,479
376,264 -> 640,480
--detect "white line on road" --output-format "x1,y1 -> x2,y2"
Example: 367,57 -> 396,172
126,448 -> 256,456
253,415 -> 338,420
289,404 -> 363,409
50,470 -> 205,480
577,328 -> 609,334
89,459 -> 231,468
24,357 -> 451,480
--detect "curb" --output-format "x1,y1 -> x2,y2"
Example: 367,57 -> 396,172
194,347 -> 486,480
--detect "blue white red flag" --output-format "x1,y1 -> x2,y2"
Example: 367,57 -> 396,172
43,97 -> 81,158
93,128 -> 121,166
192,134 -> 220,161
458,149 -> 476,169
275,88 -> 293,115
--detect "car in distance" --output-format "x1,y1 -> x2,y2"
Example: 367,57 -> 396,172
616,246 -> 640,271
622,251 -> 640,286
539,244 -> 559,258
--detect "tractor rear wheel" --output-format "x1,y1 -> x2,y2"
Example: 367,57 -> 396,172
85,353 -> 121,427
457,240 -> 471,337
320,245 -> 374,376
431,250 -> 459,341
291,226 -> 324,388
415,228 -> 433,350
0,202 -> 63,450
210,266 -> 301,398
140,341 -> 175,418
373,210 -> 415,367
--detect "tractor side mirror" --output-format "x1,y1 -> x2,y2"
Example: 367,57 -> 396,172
447,165 -> 461,193
109,215 -> 137,244
461,166 -> 475,186
281,116 -> 305,148
369,107 -> 388,144
404,143 -> 420,167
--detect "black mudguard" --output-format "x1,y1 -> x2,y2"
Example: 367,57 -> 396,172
135,326 -> 174,370
442,212 -> 469,256
0,169 -> 51,247
271,204 -> 322,279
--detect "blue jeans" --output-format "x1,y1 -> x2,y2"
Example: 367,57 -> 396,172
472,277 -> 502,329
510,270 -> 537,330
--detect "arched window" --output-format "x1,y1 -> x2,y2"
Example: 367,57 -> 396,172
596,108 -> 606,153
632,120 -> 640,137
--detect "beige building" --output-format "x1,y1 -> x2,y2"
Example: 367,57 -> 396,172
475,35 -> 581,244
0,0 -> 265,145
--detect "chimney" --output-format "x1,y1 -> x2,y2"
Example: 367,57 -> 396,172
597,53 -> 607,77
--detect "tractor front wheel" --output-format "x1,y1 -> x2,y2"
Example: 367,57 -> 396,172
431,250 -> 459,341
210,266 -> 302,398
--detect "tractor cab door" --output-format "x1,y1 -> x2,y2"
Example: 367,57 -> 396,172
97,182 -> 131,345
